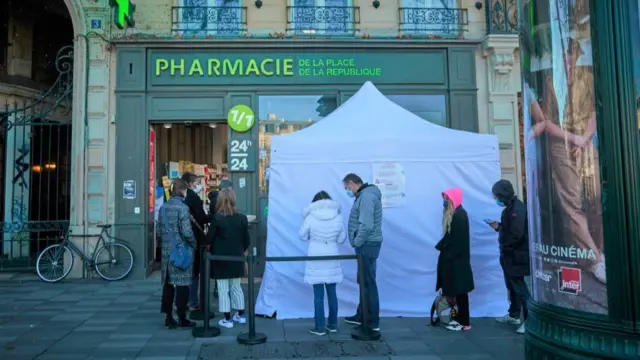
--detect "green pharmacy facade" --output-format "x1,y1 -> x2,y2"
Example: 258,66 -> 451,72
113,42 -> 480,278
519,0 -> 640,358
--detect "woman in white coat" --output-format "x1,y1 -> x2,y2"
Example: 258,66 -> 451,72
299,191 -> 347,336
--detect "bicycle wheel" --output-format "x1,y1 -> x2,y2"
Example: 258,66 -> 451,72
36,244 -> 74,283
94,242 -> 134,281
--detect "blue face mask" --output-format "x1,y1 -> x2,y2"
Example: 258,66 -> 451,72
346,189 -> 355,198
443,200 -> 449,209
496,200 -> 505,207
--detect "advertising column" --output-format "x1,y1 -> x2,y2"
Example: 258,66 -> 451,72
520,0 -> 607,314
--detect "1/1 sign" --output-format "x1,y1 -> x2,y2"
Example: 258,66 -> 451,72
227,105 -> 255,133
229,139 -> 255,171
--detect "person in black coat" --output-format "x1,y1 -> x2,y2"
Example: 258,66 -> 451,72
436,187 -> 475,332
207,188 -> 250,329
208,178 -> 233,217
180,172 -> 209,313
490,179 -> 530,335
207,178 -> 232,298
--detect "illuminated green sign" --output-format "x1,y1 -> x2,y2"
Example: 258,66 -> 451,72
154,58 -> 382,78
110,0 -> 135,29
147,50 -> 446,86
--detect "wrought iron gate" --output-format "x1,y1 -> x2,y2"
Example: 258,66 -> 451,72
0,45 -> 74,271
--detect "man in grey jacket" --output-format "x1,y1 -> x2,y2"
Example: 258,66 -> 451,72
342,173 -> 383,333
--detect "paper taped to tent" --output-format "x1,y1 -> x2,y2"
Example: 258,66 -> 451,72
255,81 -> 508,319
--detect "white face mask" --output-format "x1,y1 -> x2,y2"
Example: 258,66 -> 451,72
193,184 -> 203,193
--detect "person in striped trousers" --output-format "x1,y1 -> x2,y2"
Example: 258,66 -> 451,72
207,188 -> 250,329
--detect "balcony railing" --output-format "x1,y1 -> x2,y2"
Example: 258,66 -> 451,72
398,7 -> 468,37
171,6 -> 247,36
486,0 -> 517,34
287,6 -> 360,36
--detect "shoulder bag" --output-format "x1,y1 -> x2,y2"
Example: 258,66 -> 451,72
162,206 -> 194,270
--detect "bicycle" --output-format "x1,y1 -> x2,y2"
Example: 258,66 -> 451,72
36,224 -> 134,283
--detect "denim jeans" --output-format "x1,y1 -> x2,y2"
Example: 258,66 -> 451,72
313,283 -> 338,329
355,242 -> 381,329
188,273 -> 199,308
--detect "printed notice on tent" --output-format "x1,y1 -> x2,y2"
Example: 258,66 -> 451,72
372,162 -> 406,208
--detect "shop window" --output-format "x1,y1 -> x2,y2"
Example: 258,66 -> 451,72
175,0 -> 245,35
289,0 -> 356,35
258,95 -> 338,194
400,0 -> 464,36
386,94 -> 447,127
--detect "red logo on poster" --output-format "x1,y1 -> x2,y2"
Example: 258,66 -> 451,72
558,267 -> 582,295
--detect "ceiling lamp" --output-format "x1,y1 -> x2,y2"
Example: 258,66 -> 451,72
163,123 -> 172,129
209,123 -> 217,128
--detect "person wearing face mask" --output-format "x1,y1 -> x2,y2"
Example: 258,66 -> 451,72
488,179 -> 530,335
180,172 -> 210,315
158,179 -> 197,329
436,188 -> 474,331
342,173 -> 383,335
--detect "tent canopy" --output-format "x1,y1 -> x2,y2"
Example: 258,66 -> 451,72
256,82 -> 507,320
270,81 -> 499,164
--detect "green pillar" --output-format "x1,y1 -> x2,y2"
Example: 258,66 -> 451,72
518,0 -> 640,358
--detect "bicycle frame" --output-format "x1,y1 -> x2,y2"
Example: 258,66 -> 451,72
63,228 -> 112,267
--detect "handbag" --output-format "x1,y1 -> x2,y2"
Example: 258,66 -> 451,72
430,292 -> 457,326
161,206 -> 194,270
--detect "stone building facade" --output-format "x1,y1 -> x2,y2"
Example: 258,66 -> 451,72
0,0 -> 521,278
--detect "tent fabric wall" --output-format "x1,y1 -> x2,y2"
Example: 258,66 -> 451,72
255,82 -> 508,319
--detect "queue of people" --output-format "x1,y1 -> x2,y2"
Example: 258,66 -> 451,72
158,171 -> 530,336
158,174 -> 248,330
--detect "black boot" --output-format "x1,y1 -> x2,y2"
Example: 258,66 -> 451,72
165,315 -> 178,329
179,317 -> 196,328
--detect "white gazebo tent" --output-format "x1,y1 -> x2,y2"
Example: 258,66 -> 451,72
255,81 -> 508,319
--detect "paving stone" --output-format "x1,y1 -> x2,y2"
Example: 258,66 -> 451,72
1,277 -> 527,360
384,339 -> 435,355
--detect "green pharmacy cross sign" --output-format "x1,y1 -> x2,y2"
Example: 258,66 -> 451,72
110,0 -> 136,29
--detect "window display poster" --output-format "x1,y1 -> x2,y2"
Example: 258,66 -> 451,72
149,128 -> 155,214
372,162 -> 405,208
521,0 -> 607,315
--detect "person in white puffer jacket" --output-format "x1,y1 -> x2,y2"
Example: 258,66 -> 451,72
299,191 -> 347,336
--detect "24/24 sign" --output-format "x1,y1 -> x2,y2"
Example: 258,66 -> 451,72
227,104 -> 255,133
228,139 -> 255,172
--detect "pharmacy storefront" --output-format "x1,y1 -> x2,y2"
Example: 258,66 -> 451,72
113,44 -> 479,275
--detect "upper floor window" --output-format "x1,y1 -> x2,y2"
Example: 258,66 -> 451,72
400,0 -> 467,37
288,0 -> 359,36
174,0 -> 247,36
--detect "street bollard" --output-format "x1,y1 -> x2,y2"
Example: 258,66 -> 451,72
192,253 -> 221,338
190,247 -> 215,321
237,247 -> 268,345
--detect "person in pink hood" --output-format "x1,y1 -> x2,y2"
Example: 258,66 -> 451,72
435,187 -> 475,331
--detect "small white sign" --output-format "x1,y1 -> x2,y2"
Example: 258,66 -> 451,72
134,207 -> 140,214
239,177 -> 246,189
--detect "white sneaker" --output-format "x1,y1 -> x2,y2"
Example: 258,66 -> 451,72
496,314 -> 521,325
445,320 -> 471,331
218,319 -> 234,328
516,323 -> 526,334
233,313 -> 247,324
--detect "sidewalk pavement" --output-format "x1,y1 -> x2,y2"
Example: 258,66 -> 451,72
0,274 -> 525,360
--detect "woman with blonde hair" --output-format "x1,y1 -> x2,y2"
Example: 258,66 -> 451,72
435,187 -> 474,331
207,188 -> 250,329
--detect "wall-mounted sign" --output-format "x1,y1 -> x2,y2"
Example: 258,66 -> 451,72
123,180 -> 136,199
110,0 -> 136,29
147,50 -> 446,86
227,104 -> 255,133
228,139 -> 256,172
